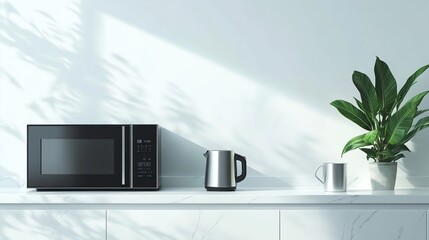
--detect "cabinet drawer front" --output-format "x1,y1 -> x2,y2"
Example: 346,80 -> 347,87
281,210 -> 426,240
0,210 -> 106,240
107,210 -> 279,240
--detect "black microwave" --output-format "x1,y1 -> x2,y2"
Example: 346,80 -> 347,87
27,124 -> 160,190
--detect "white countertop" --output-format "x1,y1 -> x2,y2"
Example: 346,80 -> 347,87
1,187 -> 429,205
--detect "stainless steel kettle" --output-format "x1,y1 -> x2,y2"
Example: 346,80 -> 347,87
203,150 -> 247,191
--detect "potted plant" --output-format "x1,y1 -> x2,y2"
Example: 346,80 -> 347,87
331,57 -> 429,190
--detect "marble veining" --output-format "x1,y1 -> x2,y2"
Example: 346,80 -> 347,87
329,195 -> 361,204
358,211 -> 377,230
172,195 -> 193,204
397,225 -> 404,240
191,211 -> 202,239
249,196 -> 262,203
345,211 -> 377,240
200,212 -> 223,240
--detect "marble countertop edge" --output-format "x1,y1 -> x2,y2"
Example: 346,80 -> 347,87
1,187 -> 429,205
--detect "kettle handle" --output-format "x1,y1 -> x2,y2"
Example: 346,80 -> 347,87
234,154 -> 247,183
315,165 -> 324,184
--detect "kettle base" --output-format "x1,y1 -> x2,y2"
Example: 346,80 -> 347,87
205,186 -> 236,191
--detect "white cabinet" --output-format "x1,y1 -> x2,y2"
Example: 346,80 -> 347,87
107,210 -> 279,240
0,210 -> 105,240
280,210 -> 426,240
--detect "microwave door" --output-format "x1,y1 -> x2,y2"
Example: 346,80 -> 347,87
27,125 -> 130,189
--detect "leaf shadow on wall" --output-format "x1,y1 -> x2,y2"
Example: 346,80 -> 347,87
103,53 -> 151,123
0,166 -> 23,187
0,123 -> 24,142
0,1 -> 157,186
0,2 -> 82,122
0,1 -> 148,124
163,83 -> 207,134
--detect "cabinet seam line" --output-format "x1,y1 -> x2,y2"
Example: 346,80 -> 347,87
105,210 -> 108,240
279,210 -> 281,240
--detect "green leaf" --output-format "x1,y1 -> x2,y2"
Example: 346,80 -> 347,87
331,100 -> 372,130
380,154 -> 405,162
415,116 -> 429,129
390,144 -> 411,154
385,92 -> 428,145
416,109 -> 429,118
403,91 -> 429,110
377,150 -> 395,158
354,97 -> 374,126
342,130 -> 378,156
360,147 -> 377,160
375,57 -> 397,115
354,98 -> 365,111
400,130 -> 417,145
352,71 -> 379,118
363,130 -> 377,142
397,64 -> 429,109
400,116 -> 429,144
386,100 -> 418,145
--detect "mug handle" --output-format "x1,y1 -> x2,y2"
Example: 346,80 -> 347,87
315,165 -> 324,183
234,154 -> 247,183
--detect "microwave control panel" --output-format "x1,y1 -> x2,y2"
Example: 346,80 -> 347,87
133,125 -> 158,188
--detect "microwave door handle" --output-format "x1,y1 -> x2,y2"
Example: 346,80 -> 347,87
122,126 -> 125,185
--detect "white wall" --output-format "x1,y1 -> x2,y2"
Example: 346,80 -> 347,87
0,0 -> 428,189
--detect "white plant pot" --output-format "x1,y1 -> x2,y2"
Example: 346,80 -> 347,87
368,162 -> 397,190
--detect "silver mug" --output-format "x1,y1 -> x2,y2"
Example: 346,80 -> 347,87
315,162 -> 347,192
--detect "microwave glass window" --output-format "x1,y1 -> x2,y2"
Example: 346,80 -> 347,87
41,139 -> 115,175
